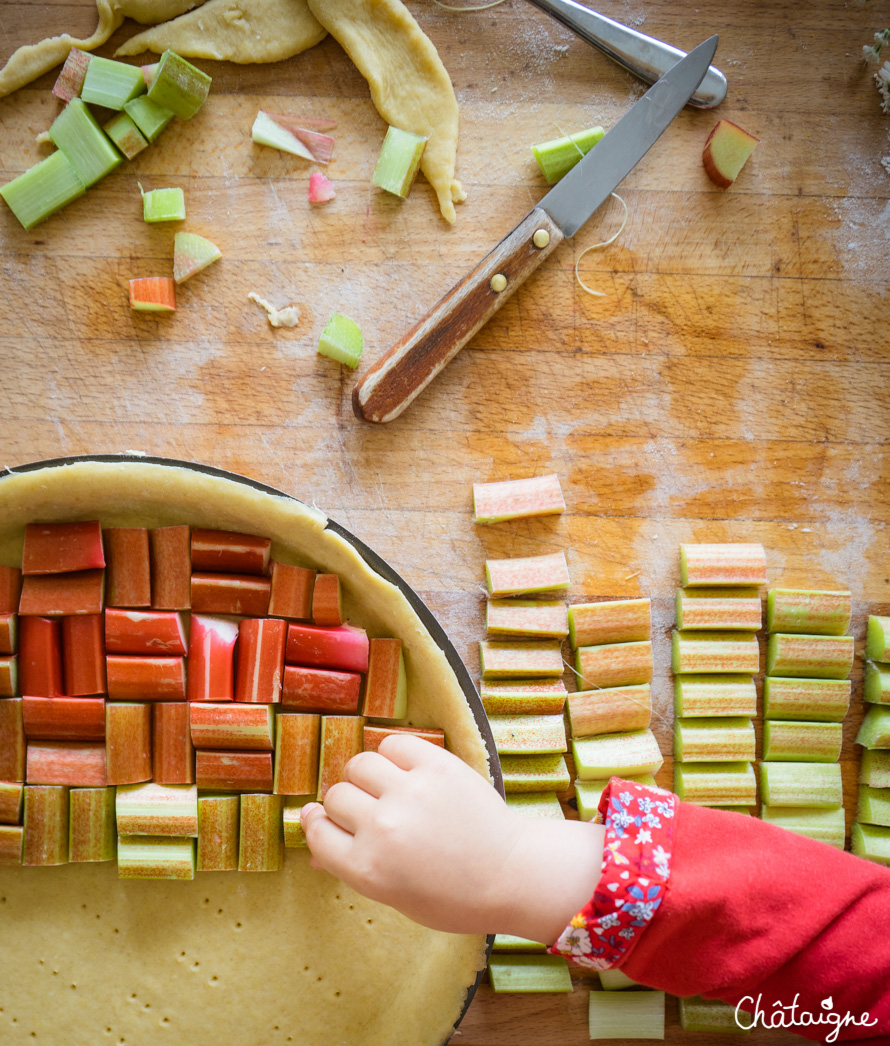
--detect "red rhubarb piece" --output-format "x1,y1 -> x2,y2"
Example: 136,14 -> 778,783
286,623 -> 369,673
191,529 -> 271,575
62,614 -> 106,695
363,724 -> 445,752
19,616 -> 63,696
0,698 -> 26,781
188,615 -> 239,702
195,750 -> 273,792
26,741 -> 107,786
273,713 -> 320,795
317,716 -> 364,800
473,474 -> 566,524
308,171 -> 336,203
19,569 -> 105,616
104,527 -> 151,607
282,665 -> 362,715
105,702 -> 151,784
22,696 -> 106,741
105,608 -> 187,655
129,277 -> 176,313
190,573 -> 271,616
22,521 -> 104,575
363,638 -> 407,719
52,47 -> 91,102
0,566 -> 22,614
268,561 -> 315,620
265,114 -> 335,160
0,825 -> 23,865
106,655 -> 186,701
312,573 -> 342,626
235,618 -> 286,703
0,656 -> 16,697
0,613 -> 16,656
189,703 -> 275,750
150,525 -> 191,609
0,782 -> 23,824
152,703 -> 195,784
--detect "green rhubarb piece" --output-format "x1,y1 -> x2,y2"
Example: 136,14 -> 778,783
142,186 -> 186,222
674,762 -> 756,806
860,750 -> 890,789
283,801 -> 311,848
124,95 -> 174,142
679,996 -> 750,1033
239,793 -> 284,872
486,552 -> 570,598
147,49 -> 211,119
173,231 -> 221,284
762,720 -> 842,763
0,148 -> 83,231
372,125 -> 428,198
480,639 -> 564,679
505,791 -> 564,819
679,543 -> 767,587
865,662 -> 890,705
766,633 -> 853,680
23,785 -> 69,866
251,111 -> 315,160
676,587 -> 761,632
599,969 -> 639,991
569,598 -> 650,648
575,775 -> 657,822
674,675 -> 757,718
118,835 -> 196,880
573,729 -> 663,781
671,631 -> 759,675
489,714 -> 566,755
104,111 -> 148,160
486,600 -> 568,639
763,676 -> 850,722
318,312 -> 363,369
48,98 -> 122,188
492,935 -> 546,953
116,782 -> 199,836
766,588 -> 851,636
480,679 -> 567,716
856,706 -> 890,750
0,781 -> 23,825
589,990 -> 665,1040
851,821 -> 890,866
857,785 -> 890,828
760,805 -> 845,848
531,125 -> 605,184
0,825 -> 23,866
575,641 -> 653,690
673,717 -> 755,763
500,753 -> 570,793
568,684 -> 651,738
867,616 -> 890,661
759,761 -> 842,808
473,475 -> 566,524
81,55 -> 145,109
197,793 -> 240,870
488,955 -> 572,993
69,787 -> 116,862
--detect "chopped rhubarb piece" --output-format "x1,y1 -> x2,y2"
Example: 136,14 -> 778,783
676,588 -> 761,632
118,835 -> 195,880
766,633 -> 853,680
116,781 -> 199,836
235,618 -> 286,703
317,715 -> 365,800
252,110 -> 315,160
81,55 -> 145,110
480,640 -> 564,680
19,570 -> 105,616
312,573 -> 342,626
195,750 -> 273,792
274,713 -> 320,795
283,804 -> 308,848
197,793 -> 239,871
27,741 -> 107,786
189,703 -> 275,751
501,754 -> 571,793
473,474 -> 566,524
679,543 -> 767,587
0,656 -> 17,698
104,112 -> 148,160
147,49 -> 211,120
23,785 -> 69,865
489,714 -> 567,756
363,724 -> 445,752
173,231 -> 221,284
106,655 -> 186,701
105,702 -> 151,785
309,171 -> 336,203
22,696 -> 106,741
105,608 -> 187,655
281,665 -> 362,714
372,125 -> 427,198
266,114 -> 336,161
190,572 -> 271,616
69,786 -> 116,862
152,702 -> 195,784
124,95 -> 173,142
486,552 -> 570,598
62,614 -> 106,695
22,521 -> 104,575
480,680 -> 568,716
239,793 -> 284,872
568,684 -> 652,738
142,186 -> 186,223
0,781 -> 23,824
191,528 -> 271,575
187,614 -> 239,702
104,527 -> 151,606
318,312 -> 363,368
573,729 -> 664,780
19,616 -> 63,696
129,276 -> 176,313
0,613 -> 16,655
268,561 -> 315,620
52,47 -> 92,102
576,640 -> 654,689
363,638 -> 407,719
0,824 -> 24,865
0,566 -> 22,613
141,63 -> 159,88
0,151 -> 85,231
150,525 -> 191,609
487,601 -> 569,640
286,623 -> 369,673
569,599 -> 651,647
0,699 -> 26,781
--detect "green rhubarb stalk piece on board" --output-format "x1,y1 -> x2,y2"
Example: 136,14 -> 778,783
865,662 -> 890,705
197,793 -> 240,870
480,679 -> 567,716
488,714 -> 567,756
857,785 -> 890,829
599,969 -> 639,991
488,955 -> 572,994
672,631 -> 759,675
762,720 -> 842,763
589,990 -> 665,1040
173,231 -> 221,284
568,684 -> 651,738
575,640 -> 653,690
679,543 -> 767,587
69,787 -> 116,862
572,729 -> 663,781
372,126 -> 428,199
855,706 -> 890,750
486,600 -> 569,639
766,589 -> 852,636
118,835 -> 196,880
569,598 -> 650,648
0,151 -> 86,230
867,616 -> 890,661
124,95 -> 174,142
500,753 -> 570,793
763,676 -> 851,722
251,111 -> 315,160
115,782 -> 199,836
531,125 -> 605,184
142,185 -> 186,222
673,762 -> 756,806
673,717 -> 755,763
759,761 -> 843,808
480,639 -> 564,679
574,775 -> 656,822
49,97 -> 122,188
760,805 -> 845,849
239,793 -> 284,872
147,49 -> 211,119
860,750 -> 890,789
81,55 -> 145,109
679,996 -> 750,1033
851,822 -> 890,866
473,474 -> 566,524
486,552 -> 570,598
318,312 -> 363,368
492,935 -> 546,953
767,633 -> 854,680
676,587 -> 762,632
104,112 -> 148,160
674,675 -> 757,719
505,792 -> 564,819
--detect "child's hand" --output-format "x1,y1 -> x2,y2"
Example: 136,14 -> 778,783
300,735 -> 604,944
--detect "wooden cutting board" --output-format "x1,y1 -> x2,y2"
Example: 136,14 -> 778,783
0,0 -> 887,1041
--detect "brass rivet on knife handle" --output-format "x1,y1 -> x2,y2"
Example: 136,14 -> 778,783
352,207 -> 563,424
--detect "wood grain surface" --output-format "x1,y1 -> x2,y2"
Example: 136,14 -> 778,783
1,0 -> 888,1042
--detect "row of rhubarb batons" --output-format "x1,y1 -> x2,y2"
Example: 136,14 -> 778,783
854,617 -> 890,864
0,520 -> 444,877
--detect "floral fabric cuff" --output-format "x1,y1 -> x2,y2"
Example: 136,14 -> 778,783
548,777 -> 677,970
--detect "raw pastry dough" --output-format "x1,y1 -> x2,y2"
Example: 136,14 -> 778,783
306,0 -> 465,223
0,460 -> 489,1046
0,0 -> 203,98
115,0 -> 327,65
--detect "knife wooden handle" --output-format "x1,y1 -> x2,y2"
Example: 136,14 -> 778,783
352,207 -> 563,423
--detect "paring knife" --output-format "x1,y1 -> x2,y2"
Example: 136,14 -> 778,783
352,35 -> 719,425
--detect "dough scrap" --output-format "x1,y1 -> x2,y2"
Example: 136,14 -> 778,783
306,0 -> 465,223
0,1 -> 203,99
115,0 -> 327,65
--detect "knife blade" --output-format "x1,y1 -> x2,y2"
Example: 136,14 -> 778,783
352,35 -> 719,424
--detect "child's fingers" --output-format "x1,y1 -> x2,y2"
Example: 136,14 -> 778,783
300,804 -> 355,873
322,780 -> 377,835
343,750 -> 405,797
377,732 -> 453,772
